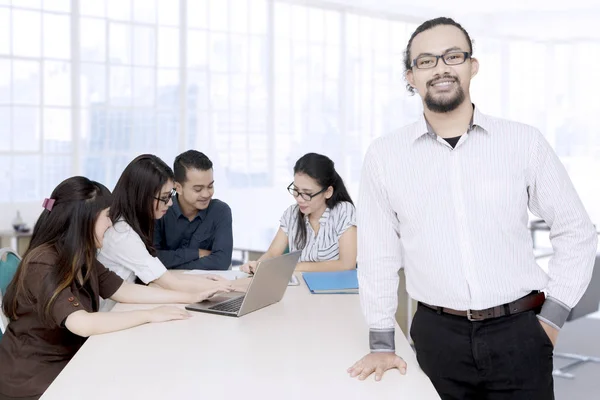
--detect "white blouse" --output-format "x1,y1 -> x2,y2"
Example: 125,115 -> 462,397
97,219 -> 167,284
280,201 -> 356,262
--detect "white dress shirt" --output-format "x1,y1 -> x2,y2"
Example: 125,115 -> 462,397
357,107 -> 598,351
97,219 -> 167,284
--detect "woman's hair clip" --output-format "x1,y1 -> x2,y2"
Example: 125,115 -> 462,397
42,198 -> 56,212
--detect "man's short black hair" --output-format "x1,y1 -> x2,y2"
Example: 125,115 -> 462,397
403,17 -> 474,95
174,150 -> 213,183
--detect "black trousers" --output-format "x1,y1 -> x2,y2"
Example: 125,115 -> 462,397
410,303 -> 554,400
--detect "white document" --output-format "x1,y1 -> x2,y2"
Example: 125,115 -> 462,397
183,269 -> 300,286
182,270 -> 249,280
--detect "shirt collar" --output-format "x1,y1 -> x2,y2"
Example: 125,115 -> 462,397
411,104 -> 490,142
172,196 -> 207,221
304,207 -> 331,226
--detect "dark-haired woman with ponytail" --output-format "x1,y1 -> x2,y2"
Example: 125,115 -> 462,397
0,177 -> 227,400
241,153 -> 357,273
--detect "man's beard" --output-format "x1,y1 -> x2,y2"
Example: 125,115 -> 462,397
424,76 -> 465,113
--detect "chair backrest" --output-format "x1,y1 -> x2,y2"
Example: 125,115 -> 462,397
0,248 -> 22,337
567,254 -> 600,321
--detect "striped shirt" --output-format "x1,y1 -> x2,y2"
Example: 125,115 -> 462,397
280,201 -> 356,262
358,106 -> 598,352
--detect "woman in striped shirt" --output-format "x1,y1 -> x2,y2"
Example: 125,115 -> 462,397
241,153 -> 357,273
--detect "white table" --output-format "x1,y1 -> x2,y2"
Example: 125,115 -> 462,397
41,275 -> 440,400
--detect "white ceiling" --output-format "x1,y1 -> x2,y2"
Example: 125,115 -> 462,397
310,0 -> 600,40
321,0 -> 599,15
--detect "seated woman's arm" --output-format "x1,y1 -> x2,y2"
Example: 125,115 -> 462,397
64,307 -> 190,338
150,270 -> 233,293
66,283 -> 229,338
110,281 -> 226,304
240,228 -> 289,273
295,226 -> 357,272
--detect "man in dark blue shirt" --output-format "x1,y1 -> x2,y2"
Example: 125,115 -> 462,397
154,150 -> 233,270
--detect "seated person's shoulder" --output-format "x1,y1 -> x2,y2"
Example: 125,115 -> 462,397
27,247 -> 58,264
279,204 -> 299,233
282,203 -> 299,217
210,198 -> 232,214
331,202 -> 357,231
332,201 -> 356,215
103,220 -> 141,248
20,249 -> 62,291
106,220 -> 134,237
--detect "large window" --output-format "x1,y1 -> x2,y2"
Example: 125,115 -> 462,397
0,0 -> 72,203
186,0 -> 269,188
343,15 -> 420,185
79,0 -> 181,189
273,3 -> 341,185
1,1 -> 599,248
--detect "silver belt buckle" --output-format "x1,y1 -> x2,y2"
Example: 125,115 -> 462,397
467,309 -> 481,321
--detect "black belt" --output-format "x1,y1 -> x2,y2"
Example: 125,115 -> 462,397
420,291 -> 545,321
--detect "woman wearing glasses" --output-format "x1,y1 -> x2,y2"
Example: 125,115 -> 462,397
0,176 -> 226,400
97,155 -> 235,310
241,153 -> 357,273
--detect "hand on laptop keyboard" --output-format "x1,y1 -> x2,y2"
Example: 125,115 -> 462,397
190,286 -> 233,304
231,277 -> 252,293
200,274 -> 229,282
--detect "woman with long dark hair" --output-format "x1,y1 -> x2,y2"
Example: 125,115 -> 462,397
98,154 -> 238,300
241,153 -> 357,273
0,177 -> 223,400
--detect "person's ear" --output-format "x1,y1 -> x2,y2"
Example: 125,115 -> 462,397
175,182 -> 183,194
470,57 -> 479,78
325,186 -> 333,200
406,69 -> 416,91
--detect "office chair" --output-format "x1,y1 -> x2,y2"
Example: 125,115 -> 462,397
529,219 -> 600,378
552,253 -> 600,379
0,248 -> 21,339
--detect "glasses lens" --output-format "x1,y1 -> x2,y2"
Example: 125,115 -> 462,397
416,55 -> 436,69
444,52 -> 466,65
300,193 -> 311,201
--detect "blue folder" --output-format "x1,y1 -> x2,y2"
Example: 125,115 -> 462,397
302,269 -> 359,294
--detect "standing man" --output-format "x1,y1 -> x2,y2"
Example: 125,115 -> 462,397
348,17 -> 598,399
154,150 -> 233,270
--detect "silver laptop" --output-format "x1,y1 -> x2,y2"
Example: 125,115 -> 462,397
185,251 -> 302,317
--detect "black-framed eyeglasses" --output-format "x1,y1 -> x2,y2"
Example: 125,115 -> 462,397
287,183 -> 326,202
154,188 -> 177,205
412,51 -> 471,70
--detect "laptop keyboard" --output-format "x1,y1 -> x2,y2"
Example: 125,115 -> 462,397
208,296 -> 245,313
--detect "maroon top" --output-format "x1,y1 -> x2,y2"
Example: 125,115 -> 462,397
0,251 -> 123,398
